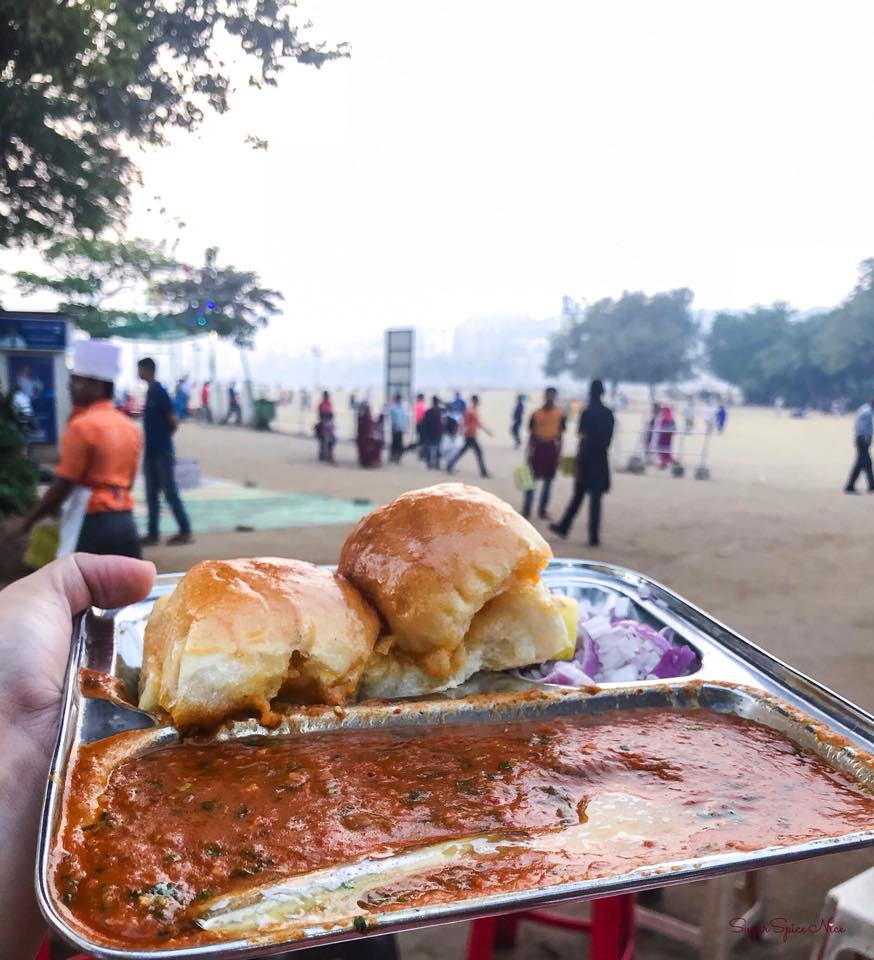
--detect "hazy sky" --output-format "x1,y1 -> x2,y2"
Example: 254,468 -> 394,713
7,0 -> 874,363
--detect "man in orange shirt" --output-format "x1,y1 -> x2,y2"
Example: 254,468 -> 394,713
13,341 -> 143,557
522,386 -> 566,520
446,394 -> 492,478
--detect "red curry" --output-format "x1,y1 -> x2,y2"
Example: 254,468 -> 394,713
53,709 -> 874,948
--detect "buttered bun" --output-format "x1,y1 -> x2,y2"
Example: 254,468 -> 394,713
139,558 -> 379,728
339,483 -> 576,696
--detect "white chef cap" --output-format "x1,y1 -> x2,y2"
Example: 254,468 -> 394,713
71,340 -> 121,383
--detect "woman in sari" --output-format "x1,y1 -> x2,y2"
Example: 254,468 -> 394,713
357,403 -> 382,467
655,404 -> 676,468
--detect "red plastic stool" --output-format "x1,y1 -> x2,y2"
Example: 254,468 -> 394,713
36,936 -> 93,960
466,894 -> 635,960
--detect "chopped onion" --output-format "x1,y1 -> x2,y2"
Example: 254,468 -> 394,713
516,593 -> 699,687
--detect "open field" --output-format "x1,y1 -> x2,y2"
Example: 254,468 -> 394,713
133,403 -> 874,959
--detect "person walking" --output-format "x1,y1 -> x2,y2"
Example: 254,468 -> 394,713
511,394 -> 525,448
644,401 -> 661,464
200,381 -> 212,423
413,392 -> 427,459
844,396 -> 874,494
356,402 -> 382,467
442,407 -> 461,462
522,387 -> 565,520
420,396 -> 443,469
318,390 -> 332,420
655,404 -> 676,468
316,390 -> 334,462
414,392 -> 426,427
682,397 -> 694,434
222,383 -> 242,424
716,403 -> 727,433
388,393 -> 408,464
137,357 -> 194,546
10,341 -> 142,557
446,394 -> 491,478
319,412 -> 337,464
174,377 -> 189,421
550,379 -> 614,548
447,390 -> 466,425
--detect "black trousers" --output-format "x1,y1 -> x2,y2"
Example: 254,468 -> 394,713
556,479 -> 603,546
222,402 -> 242,424
390,429 -> 404,463
447,436 -> 488,477
76,510 -> 142,558
846,436 -> 874,492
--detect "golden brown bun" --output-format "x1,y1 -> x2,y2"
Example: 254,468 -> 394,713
139,558 -> 379,728
361,581 -> 575,698
339,483 -> 566,692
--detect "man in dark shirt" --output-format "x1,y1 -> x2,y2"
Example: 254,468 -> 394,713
419,396 -> 444,469
138,357 -> 193,546
550,379 -> 614,547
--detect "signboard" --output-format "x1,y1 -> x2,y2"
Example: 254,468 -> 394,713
8,353 -> 58,444
385,328 -> 414,404
0,312 -> 68,351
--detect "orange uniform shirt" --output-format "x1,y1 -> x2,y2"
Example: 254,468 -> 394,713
529,406 -> 565,441
463,408 -> 481,438
55,400 -> 143,513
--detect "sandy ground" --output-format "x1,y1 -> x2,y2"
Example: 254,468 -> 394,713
128,405 -> 874,958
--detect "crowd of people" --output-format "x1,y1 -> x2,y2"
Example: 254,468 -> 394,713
310,384 -> 616,547
314,389 -> 496,476
642,397 -> 728,469
5,355 -> 768,569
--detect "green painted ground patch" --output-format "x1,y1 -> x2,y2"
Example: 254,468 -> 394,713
133,477 -> 370,534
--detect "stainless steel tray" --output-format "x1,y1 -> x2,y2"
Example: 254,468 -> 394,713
37,560 -> 874,958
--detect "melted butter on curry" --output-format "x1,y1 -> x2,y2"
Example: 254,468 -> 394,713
53,709 -> 874,948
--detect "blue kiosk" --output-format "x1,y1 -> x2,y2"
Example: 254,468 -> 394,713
0,310 -> 70,452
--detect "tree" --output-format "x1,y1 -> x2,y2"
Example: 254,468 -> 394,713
13,237 -> 282,346
1,1 -> 347,246
546,289 -> 698,395
756,314 -> 833,407
154,246 -> 283,348
707,275 -> 874,408
155,246 -> 282,407
816,259 -> 874,403
707,304 -> 794,403
14,236 -> 180,336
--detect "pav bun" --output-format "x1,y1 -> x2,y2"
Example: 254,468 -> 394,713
339,483 -> 575,694
139,558 -> 379,728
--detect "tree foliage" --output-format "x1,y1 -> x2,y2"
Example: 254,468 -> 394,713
816,259 -> 874,401
546,289 -> 698,392
707,261 -> 874,407
154,246 -> 283,347
14,236 -> 179,335
1,0 -> 347,246
13,236 -> 282,346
